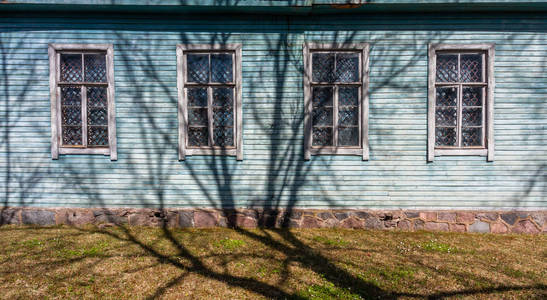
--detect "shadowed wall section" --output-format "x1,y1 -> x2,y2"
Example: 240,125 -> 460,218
0,10 -> 545,218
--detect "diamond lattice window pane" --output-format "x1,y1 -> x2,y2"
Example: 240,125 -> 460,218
88,108 -> 108,126
213,87 -> 233,107
211,54 -> 233,83
88,126 -> 108,146
312,87 -> 333,107
312,107 -> 333,126
87,87 -> 107,107
62,106 -> 82,125
187,54 -> 209,83
213,108 -> 233,127
312,127 -> 333,146
60,54 -> 82,82
189,108 -> 208,126
336,53 -> 359,82
187,88 -> 208,107
312,53 -> 335,82
84,54 -> 106,82
435,107 -> 457,126
62,126 -> 82,145
61,86 -> 81,106
436,54 -> 458,82
338,127 -> 359,146
339,87 -> 358,106
462,108 -> 482,127
188,127 -> 208,146
436,87 -> 457,106
460,54 -> 482,82
338,107 -> 358,126
462,87 -> 483,106
435,127 -> 457,146
213,127 -> 234,147
462,127 -> 482,146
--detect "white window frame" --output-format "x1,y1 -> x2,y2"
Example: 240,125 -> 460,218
428,43 -> 495,162
176,44 -> 243,161
48,44 -> 117,160
303,42 -> 370,161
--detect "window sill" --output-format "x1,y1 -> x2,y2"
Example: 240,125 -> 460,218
56,147 -> 115,160
309,147 -> 367,160
434,148 -> 487,156
184,148 -> 239,160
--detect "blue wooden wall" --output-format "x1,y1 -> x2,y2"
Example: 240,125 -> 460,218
0,11 -> 545,210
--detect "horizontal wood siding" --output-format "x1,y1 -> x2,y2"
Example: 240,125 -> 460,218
0,12 -> 545,209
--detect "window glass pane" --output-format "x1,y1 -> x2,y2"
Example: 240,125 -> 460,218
62,126 -> 82,146
338,107 -> 358,126
462,127 -> 482,146
188,88 -> 208,107
188,108 -> 208,126
213,127 -> 234,147
312,127 -> 333,146
435,107 -> 457,126
462,87 -> 482,106
188,127 -> 208,146
312,53 -> 335,82
84,54 -> 106,82
460,54 -> 482,82
312,107 -> 333,126
187,54 -> 209,83
211,54 -> 233,83
88,126 -> 108,146
213,87 -> 233,107
213,108 -> 233,127
88,108 -> 108,126
60,54 -> 82,82
435,127 -> 457,146
339,87 -> 358,106
62,106 -> 81,125
61,86 -> 81,106
338,127 -> 359,146
336,53 -> 359,82
312,87 -> 333,107
436,54 -> 458,82
462,107 -> 482,127
87,87 -> 107,107
435,87 -> 457,106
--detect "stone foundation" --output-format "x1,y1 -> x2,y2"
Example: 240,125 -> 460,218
1,207 -> 545,234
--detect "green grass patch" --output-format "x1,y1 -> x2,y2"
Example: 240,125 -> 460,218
56,241 -> 109,258
502,266 -> 526,278
420,239 -> 459,253
297,282 -> 362,300
214,237 -> 246,251
358,266 -> 416,288
20,238 -> 44,249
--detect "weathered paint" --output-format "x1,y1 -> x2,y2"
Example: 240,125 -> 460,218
0,10 -> 545,210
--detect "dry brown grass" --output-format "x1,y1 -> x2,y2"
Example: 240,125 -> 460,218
0,225 -> 545,299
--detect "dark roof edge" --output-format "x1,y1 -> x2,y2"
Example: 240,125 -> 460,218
1,2 -> 547,15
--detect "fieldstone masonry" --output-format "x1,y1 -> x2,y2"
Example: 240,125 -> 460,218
0,207 -> 545,234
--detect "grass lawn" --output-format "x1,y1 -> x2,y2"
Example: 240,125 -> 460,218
0,226 -> 545,299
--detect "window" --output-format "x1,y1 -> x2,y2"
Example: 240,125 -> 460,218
428,44 -> 495,162
48,44 -> 117,160
177,44 -> 243,160
303,43 -> 369,160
